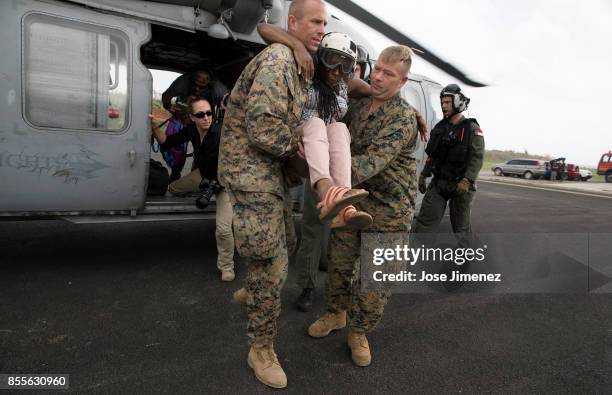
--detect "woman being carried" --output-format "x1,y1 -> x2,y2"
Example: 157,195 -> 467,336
259,26 -> 373,229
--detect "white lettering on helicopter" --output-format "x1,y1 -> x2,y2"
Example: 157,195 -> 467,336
0,146 -> 109,184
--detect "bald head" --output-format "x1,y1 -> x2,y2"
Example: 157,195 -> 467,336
287,0 -> 327,53
289,0 -> 324,19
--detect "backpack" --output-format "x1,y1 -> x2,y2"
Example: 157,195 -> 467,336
147,159 -> 170,196
159,113 -> 188,170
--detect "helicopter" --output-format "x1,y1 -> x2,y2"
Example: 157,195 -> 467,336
0,0 -> 483,221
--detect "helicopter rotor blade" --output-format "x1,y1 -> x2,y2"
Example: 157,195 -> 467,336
326,0 -> 487,87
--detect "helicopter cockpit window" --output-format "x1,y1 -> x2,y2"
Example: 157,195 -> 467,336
23,14 -> 129,132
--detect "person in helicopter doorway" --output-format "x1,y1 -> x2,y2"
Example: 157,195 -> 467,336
150,97 -> 235,283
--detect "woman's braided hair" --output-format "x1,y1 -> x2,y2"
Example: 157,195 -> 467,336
313,59 -> 340,125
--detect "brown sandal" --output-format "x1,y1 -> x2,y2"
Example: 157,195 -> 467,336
331,205 -> 373,231
316,186 -> 369,221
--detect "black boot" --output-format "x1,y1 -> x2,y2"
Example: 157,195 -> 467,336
296,288 -> 314,312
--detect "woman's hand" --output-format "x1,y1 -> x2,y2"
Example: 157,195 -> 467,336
257,23 -> 314,80
148,114 -> 157,130
415,111 -> 429,143
149,114 -> 166,144
297,140 -> 306,160
294,46 -> 314,81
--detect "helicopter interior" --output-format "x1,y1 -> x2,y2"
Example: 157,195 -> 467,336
141,24 -> 266,88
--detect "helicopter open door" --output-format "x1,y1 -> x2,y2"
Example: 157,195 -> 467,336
0,0 -> 151,214
0,0 -> 481,219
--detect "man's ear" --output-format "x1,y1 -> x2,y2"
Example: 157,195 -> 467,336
287,14 -> 297,33
399,75 -> 409,88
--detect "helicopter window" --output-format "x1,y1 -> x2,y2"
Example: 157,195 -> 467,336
23,14 -> 129,132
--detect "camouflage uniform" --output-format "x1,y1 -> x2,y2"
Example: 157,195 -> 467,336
325,94 -> 418,333
218,43 -> 307,347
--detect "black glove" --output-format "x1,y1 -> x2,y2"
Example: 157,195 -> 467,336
418,175 -> 427,194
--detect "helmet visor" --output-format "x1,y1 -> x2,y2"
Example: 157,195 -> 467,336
319,49 -> 355,75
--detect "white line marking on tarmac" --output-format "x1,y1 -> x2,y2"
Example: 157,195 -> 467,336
479,180 -> 612,199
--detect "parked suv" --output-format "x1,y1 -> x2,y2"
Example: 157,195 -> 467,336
567,164 -> 591,181
597,151 -> 612,183
491,158 -> 547,179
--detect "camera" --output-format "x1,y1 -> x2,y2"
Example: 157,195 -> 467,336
195,178 -> 222,209
173,99 -> 189,113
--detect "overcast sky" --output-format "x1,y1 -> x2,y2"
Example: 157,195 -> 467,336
152,0 -> 612,166
331,0 -> 612,167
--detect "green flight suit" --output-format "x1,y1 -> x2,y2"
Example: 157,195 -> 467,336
295,182 -> 324,289
413,116 -> 485,248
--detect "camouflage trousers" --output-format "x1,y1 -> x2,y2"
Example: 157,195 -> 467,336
228,189 -> 296,347
325,229 -> 391,334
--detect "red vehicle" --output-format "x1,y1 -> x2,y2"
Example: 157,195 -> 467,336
598,151 -> 612,183
108,106 -> 120,119
566,164 -> 580,181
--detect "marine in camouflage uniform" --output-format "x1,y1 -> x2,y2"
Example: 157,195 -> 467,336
218,42 -> 307,348
308,47 -> 419,368
324,93 -> 418,332
413,84 -> 484,248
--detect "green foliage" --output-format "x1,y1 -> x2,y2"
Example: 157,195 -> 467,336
485,149 -> 552,164
152,98 -> 165,112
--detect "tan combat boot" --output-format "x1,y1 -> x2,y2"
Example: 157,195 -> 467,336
221,269 -> 235,282
233,288 -> 247,305
347,328 -> 371,367
247,345 -> 287,389
307,311 -> 346,338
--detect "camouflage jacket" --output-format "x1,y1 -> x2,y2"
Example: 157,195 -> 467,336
218,44 -> 307,196
345,94 -> 418,232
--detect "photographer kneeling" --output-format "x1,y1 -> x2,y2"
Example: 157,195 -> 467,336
150,97 -> 236,282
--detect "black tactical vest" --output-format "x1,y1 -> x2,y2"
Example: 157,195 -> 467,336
426,117 -> 479,181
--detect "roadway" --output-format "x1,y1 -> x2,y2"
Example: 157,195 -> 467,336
0,181 -> 611,393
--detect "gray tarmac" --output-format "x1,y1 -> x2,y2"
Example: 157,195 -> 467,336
0,181 -> 611,393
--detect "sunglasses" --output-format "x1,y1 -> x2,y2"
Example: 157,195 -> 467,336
192,111 -> 213,118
